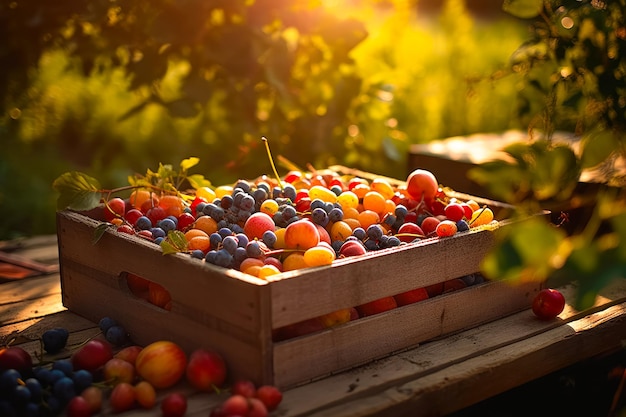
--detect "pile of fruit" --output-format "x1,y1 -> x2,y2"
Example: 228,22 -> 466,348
96,165 -> 497,278
0,317 -> 283,417
55,162 -> 504,338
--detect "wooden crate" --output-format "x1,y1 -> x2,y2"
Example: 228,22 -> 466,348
56,192 -> 542,389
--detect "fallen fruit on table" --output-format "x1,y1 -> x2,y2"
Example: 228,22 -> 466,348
135,340 -> 187,389
71,339 -> 114,373
532,288 -> 566,320
186,348 -> 227,392
0,346 -> 33,374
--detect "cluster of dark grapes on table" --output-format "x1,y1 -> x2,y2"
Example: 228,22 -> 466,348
0,317 -> 130,417
0,359 -> 93,417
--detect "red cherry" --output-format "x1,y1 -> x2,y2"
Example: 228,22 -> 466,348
532,288 -> 566,320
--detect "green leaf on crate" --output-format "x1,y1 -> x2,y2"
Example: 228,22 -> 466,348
161,230 -> 188,255
93,223 -> 113,244
503,0 -> 544,19
53,172 -> 103,211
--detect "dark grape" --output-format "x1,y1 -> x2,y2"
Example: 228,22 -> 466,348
72,369 -> 93,393
42,328 -> 69,354
134,216 -> 152,230
51,359 -> 73,377
222,236 -> 239,255
328,207 -> 344,222
98,316 -> 117,333
456,219 -> 470,232
190,249 -> 205,260
52,376 -> 75,403
366,224 -> 384,241
105,325 -> 128,346
311,208 -> 329,226
214,249 -> 233,268
262,231 -> 277,248
158,218 -> 177,233
246,241 -> 264,259
352,227 -> 366,241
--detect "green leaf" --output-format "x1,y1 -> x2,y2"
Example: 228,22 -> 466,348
502,0 -> 544,19
580,129 -> 619,169
93,223 -> 113,244
161,230 -> 188,255
52,172 -> 103,211
160,240 -> 180,255
180,157 -> 200,172
186,174 -> 212,190
481,217 -> 565,283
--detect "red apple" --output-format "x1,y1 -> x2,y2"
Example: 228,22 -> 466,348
186,349 -> 227,392
135,340 -> 187,389
356,296 -> 398,317
406,169 -> 438,204
72,339 -> 113,373
394,287 -> 430,306
0,346 -> 33,374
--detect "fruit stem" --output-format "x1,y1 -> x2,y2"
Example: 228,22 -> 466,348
262,137 -> 283,192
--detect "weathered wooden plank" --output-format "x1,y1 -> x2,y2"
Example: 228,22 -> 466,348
0,292 -> 65,326
275,279 -> 626,416
0,274 -> 61,305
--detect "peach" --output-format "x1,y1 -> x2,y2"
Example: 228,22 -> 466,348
283,219 -> 320,250
135,341 -> 187,389
244,212 -> 276,240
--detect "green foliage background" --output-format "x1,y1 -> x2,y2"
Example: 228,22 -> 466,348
0,0 -> 529,240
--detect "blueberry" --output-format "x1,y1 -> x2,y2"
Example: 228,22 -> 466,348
98,316 -> 117,333
72,369 -> 93,392
51,359 -> 73,377
42,328 -> 69,354
105,325 -> 128,347
52,376 -> 75,403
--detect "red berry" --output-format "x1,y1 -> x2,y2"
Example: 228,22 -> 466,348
255,385 -> 283,411
532,288 -> 566,320
161,392 -> 187,417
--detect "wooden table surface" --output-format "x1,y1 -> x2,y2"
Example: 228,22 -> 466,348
2,235 -> 626,416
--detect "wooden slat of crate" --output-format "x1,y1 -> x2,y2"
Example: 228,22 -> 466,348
269,228 -> 501,328
57,211 -> 276,385
272,279 -> 539,388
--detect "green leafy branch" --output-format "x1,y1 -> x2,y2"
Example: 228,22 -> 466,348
53,157 -> 212,212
